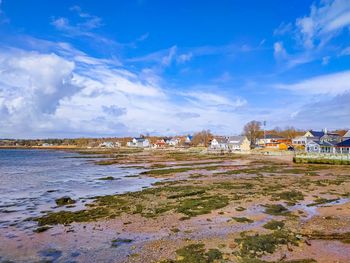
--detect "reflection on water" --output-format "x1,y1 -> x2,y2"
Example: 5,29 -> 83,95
0,149 -> 157,228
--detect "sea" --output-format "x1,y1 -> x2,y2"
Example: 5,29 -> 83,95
0,149 -> 156,229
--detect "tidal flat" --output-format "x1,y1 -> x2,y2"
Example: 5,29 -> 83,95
1,148 -> 350,262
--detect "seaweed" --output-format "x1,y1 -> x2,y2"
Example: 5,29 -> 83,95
232,217 -> 254,223
263,220 -> 285,230
264,204 -> 290,216
176,196 -> 229,217
55,196 -> 76,206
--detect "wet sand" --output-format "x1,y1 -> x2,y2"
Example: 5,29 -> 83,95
1,148 -> 350,262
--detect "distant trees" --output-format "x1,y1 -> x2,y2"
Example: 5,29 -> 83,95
243,121 -> 262,148
280,126 -> 299,139
192,130 -> 213,147
270,126 -> 304,139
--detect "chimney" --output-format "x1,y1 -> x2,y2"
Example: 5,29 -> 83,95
323,128 -> 328,135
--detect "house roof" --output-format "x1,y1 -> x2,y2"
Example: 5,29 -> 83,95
213,137 -> 228,144
319,140 -> 337,147
344,130 -> 350,138
308,140 -> 337,147
336,139 -> 350,147
260,134 -> 285,139
322,132 -> 340,137
227,136 -> 246,145
308,130 -> 325,138
307,140 -> 320,146
134,137 -> 147,142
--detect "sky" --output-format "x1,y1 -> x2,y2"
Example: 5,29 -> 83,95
0,0 -> 350,138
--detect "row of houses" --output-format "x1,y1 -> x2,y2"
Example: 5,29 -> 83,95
208,136 -> 251,152
301,129 -> 350,154
126,136 -> 192,148
98,135 -> 193,149
255,129 -> 350,154
256,134 -> 292,150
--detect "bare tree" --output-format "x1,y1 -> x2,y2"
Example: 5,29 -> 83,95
192,130 -> 213,147
243,121 -> 262,148
281,126 -> 298,139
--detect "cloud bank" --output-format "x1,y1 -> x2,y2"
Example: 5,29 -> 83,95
0,42 -> 248,138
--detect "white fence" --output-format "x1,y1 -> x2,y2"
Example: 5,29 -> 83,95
295,152 -> 350,161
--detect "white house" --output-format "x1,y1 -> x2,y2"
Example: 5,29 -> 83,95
209,136 -> 250,152
127,138 -> 150,148
99,141 -> 121,148
305,141 -> 320,153
227,136 -> 251,152
292,136 -> 308,145
166,137 -> 180,146
185,135 -> 193,144
335,139 -> 350,154
304,130 -> 325,139
210,137 -> 229,150
256,134 -> 285,146
306,140 -> 336,153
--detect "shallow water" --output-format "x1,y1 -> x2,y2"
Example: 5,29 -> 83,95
0,149 -> 157,228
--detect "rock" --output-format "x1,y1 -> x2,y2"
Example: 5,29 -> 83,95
55,196 -> 76,206
305,239 -> 312,246
228,243 -> 237,249
279,253 -> 287,261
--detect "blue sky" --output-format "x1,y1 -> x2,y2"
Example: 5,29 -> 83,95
0,0 -> 350,138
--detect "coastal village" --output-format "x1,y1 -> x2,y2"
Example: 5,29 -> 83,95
1,128 -> 350,154
1,127 -> 350,166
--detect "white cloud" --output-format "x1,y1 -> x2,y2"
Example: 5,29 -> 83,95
340,46 -> 350,55
289,92 -> 350,129
0,43 -> 252,138
322,56 -> 330,65
276,70 -> 350,95
273,42 -> 287,59
52,5 -> 102,33
128,45 -> 193,67
177,52 -> 193,63
182,90 -> 247,111
273,0 -> 350,69
295,0 -> 350,48
274,22 -> 293,36
162,45 -> 177,66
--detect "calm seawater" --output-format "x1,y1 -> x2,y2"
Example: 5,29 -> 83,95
0,149 -> 156,228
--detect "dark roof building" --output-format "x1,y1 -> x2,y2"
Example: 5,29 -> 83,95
336,138 -> 350,147
308,130 -> 325,138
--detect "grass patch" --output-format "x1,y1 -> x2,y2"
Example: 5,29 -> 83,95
264,204 -> 290,216
307,231 -> 350,244
35,207 -> 111,225
235,230 -> 299,258
307,198 -> 340,207
141,167 -> 194,176
294,157 -> 350,165
176,196 -> 229,217
274,190 -> 304,202
232,217 -> 254,223
263,220 -> 285,230
165,243 -> 223,263
33,225 -> 52,233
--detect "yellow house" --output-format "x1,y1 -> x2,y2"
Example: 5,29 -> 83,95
227,136 -> 251,152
